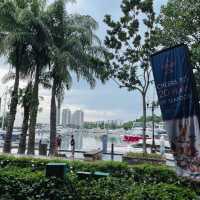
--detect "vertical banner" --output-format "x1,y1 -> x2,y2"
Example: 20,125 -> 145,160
151,44 -> 200,179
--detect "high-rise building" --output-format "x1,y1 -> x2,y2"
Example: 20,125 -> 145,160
62,109 -> 71,127
71,110 -> 84,127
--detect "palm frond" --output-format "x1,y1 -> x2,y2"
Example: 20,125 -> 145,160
1,71 -> 15,83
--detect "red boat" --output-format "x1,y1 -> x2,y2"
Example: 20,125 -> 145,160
123,135 -> 150,143
123,135 -> 143,143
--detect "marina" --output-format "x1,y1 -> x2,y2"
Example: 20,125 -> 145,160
0,124 -> 174,166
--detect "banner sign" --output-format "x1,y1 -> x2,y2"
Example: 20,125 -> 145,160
151,44 -> 200,179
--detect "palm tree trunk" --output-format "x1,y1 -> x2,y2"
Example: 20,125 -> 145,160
27,66 -> 40,155
49,80 -> 57,155
18,105 -> 30,154
57,102 -> 61,125
3,67 -> 20,153
142,93 -> 147,154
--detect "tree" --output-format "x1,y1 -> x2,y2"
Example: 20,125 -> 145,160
17,80 -> 46,154
135,115 -> 162,123
84,122 -> 98,129
45,0 -> 108,155
104,0 -> 157,153
27,0 -> 52,155
18,82 -> 32,154
2,70 -> 50,154
122,121 -> 134,130
0,0 -> 34,153
56,93 -> 63,125
158,0 -> 200,91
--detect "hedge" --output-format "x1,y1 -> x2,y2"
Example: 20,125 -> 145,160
0,167 -> 198,200
127,183 -> 197,200
0,154 -> 199,199
125,152 -> 163,159
0,154 -> 128,174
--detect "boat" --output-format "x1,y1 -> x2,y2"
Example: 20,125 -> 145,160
123,135 -> 144,143
122,127 -> 168,144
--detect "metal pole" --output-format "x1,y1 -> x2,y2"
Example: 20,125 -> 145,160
111,143 -> 114,161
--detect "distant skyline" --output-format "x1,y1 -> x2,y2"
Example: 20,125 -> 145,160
0,0 -> 166,126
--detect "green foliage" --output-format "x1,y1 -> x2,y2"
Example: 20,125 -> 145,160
158,0 -> 200,92
135,115 -> 162,123
0,154 -> 130,176
126,152 -> 163,159
0,155 -> 199,199
0,166 -> 44,183
131,164 -> 178,184
122,121 -> 134,130
0,175 -> 75,200
74,177 -> 133,200
84,122 -> 98,129
122,115 -> 162,130
104,0 -> 158,153
104,0 -> 157,93
127,183 -> 197,200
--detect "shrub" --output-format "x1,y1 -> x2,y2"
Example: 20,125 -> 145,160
73,176 -> 133,200
0,162 -> 199,200
0,154 -> 130,176
0,166 -> 44,183
0,154 -> 200,198
126,152 -> 163,159
131,164 -> 177,184
127,183 -> 197,200
0,176 -> 75,200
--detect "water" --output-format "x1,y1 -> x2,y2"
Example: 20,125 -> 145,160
60,131 -> 140,154
0,128 -> 174,165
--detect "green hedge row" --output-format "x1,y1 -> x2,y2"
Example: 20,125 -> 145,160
0,154 -> 199,186
0,154 -> 129,175
0,154 -> 200,199
125,152 -> 163,159
0,166 -> 198,200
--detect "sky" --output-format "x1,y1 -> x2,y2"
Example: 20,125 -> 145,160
0,0 -> 167,126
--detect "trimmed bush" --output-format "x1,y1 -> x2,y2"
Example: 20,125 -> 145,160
127,183 -> 197,200
0,166 -> 44,181
0,154 -> 199,199
0,154 -> 130,176
126,152 -> 163,159
73,176 -> 133,200
0,176 -> 76,200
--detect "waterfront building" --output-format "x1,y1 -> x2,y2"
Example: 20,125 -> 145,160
71,110 -> 84,128
62,109 -> 71,127
108,119 -> 123,126
96,119 -> 123,129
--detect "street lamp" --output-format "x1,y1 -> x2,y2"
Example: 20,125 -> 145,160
147,101 -> 159,153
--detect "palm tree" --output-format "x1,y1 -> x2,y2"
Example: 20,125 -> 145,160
18,82 -> 32,154
56,93 -> 63,125
45,0 -> 108,155
2,69 -> 50,155
26,0 -> 52,155
17,80 -> 47,154
0,0 -> 34,153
